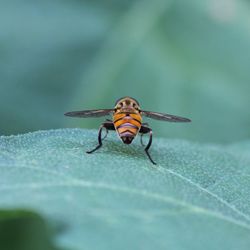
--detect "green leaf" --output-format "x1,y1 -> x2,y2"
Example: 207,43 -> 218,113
0,129 -> 250,250
0,210 -> 61,250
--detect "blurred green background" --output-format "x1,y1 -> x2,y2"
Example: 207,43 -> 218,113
0,210 -> 60,250
0,0 -> 249,143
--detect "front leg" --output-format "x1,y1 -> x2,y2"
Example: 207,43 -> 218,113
139,125 -> 156,165
86,121 -> 115,154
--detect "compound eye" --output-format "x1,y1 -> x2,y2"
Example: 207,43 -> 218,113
133,103 -> 138,109
117,102 -> 123,109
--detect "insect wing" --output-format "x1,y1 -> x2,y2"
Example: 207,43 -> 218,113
64,109 -> 114,118
141,110 -> 191,122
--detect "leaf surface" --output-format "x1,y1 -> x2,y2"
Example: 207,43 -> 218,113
0,129 -> 250,250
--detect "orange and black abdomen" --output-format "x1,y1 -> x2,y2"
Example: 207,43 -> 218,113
113,113 -> 142,144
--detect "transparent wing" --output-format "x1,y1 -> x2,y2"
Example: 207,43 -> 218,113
141,110 -> 191,122
64,109 -> 114,118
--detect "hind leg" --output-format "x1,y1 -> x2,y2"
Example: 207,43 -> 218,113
86,122 -> 115,154
139,125 -> 156,165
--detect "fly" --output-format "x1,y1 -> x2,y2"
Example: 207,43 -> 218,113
64,96 -> 191,165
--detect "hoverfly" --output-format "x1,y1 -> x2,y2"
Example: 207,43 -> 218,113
64,97 -> 191,165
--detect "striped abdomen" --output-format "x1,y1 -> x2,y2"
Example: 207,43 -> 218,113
113,113 -> 142,144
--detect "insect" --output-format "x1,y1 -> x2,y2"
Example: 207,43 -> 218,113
64,97 -> 191,165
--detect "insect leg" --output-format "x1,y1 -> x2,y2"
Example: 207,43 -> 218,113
101,126 -> 108,141
86,125 -> 104,154
140,123 -> 149,146
139,125 -> 156,165
140,133 -> 145,146
145,130 -> 156,165
102,119 -> 115,140
103,121 -> 116,130
86,122 -> 115,154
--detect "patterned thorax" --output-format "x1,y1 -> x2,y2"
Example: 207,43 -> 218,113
113,97 -> 142,144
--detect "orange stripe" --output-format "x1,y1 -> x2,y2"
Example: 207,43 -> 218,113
114,118 -> 141,128
113,113 -> 126,121
113,113 -> 142,121
113,112 -> 142,138
113,113 -> 142,124
128,119 -> 141,127
129,113 -> 142,122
